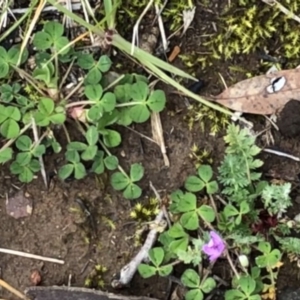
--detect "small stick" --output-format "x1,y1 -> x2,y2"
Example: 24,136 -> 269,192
111,210 -> 165,288
263,148 -> 300,161
125,126 -> 157,144
216,195 -> 228,206
0,279 -> 30,300
225,250 -> 240,279
213,274 -> 229,286
0,248 -> 65,264
264,114 -> 279,131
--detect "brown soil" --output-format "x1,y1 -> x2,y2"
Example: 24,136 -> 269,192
2,1 -> 300,300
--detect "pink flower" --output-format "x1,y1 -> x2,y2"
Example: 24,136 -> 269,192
202,231 -> 225,262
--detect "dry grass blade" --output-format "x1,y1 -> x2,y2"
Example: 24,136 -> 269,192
131,0 -> 154,55
79,0 -> 95,43
0,0 -> 9,29
17,0 -> 47,65
31,117 -> 48,189
181,6 -> 196,37
0,1 -> 36,43
151,111 -> 169,167
63,0 -> 73,28
0,279 -> 30,300
154,3 -> 168,52
46,31 -> 89,66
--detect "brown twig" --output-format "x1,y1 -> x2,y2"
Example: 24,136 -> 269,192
0,279 -> 30,300
0,248 -> 64,264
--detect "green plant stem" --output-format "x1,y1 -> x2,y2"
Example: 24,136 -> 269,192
164,260 -> 181,268
66,101 -> 145,109
54,50 -> 59,86
116,102 -> 144,107
0,122 -> 32,152
74,119 -> 129,179
268,269 -> 276,286
103,74 -> 125,92
98,139 -> 128,178
31,128 -> 49,149
103,0 -> 119,29
66,101 -> 96,108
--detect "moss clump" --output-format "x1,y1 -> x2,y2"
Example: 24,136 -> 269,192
211,0 -> 300,59
184,103 -> 230,135
189,144 -> 213,169
205,0 -> 300,66
129,198 -> 160,247
117,0 -> 191,33
84,265 -> 107,288
179,1 -> 300,71
129,198 -> 160,222
163,0 -> 193,31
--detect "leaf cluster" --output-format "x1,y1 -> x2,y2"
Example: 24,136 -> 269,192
111,163 -> 144,200
137,124 -> 294,300
218,124 -> 262,202
0,21 -> 166,192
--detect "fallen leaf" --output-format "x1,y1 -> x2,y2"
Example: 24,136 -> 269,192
211,68 -> 300,115
6,190 -> 33,219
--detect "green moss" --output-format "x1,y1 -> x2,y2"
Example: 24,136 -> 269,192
184,103 -> 230,135
199,0 -> 300,68
162,0 -> 193,31
129,197 -> 160,222
189,144 -> 213,169
117,0 -> 191,33
84,265 -> 107,288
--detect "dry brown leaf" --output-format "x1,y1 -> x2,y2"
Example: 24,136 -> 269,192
211,68 -> 300,115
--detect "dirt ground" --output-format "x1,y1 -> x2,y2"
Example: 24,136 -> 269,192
2,1 -> 300,300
